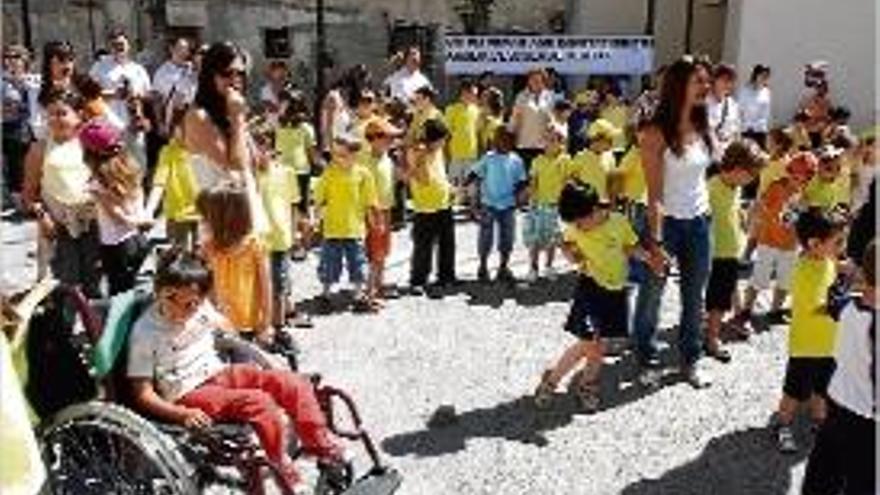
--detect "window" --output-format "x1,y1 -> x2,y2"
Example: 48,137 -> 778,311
264,27 -> 292,58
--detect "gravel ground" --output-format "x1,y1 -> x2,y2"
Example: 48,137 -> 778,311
1,217 -> 809,494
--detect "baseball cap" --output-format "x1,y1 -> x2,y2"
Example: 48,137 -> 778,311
786,151 -> 818,178
816,144 -> 844,162
79,120 -> 123,159
587,119 -> 621,141
332,131 -> 361,150
365,118 -> 402,139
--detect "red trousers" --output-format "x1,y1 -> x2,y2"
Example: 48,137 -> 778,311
177,365 -> 339,481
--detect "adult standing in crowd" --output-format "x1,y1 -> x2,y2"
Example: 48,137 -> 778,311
706,63 -> 740,159
510,68 -> 555,170
32,41 -> 76,142
259,60 -> 290,119
635,57 -> 715,389
738,64 -> 772,149
799,61 -> 832,149
382,46 -> 432,103
2,44 -> 39,210
182,42 -> 267,232
152,37 -> 196,138
88,28 -> 152,167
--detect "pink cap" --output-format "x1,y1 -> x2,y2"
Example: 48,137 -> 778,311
79,120 -> 123,158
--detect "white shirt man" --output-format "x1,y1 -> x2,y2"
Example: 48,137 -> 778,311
707,93 -> 740,157
152,40 -> 196,136
383,48 -> 432,103
89,54 -> 151,132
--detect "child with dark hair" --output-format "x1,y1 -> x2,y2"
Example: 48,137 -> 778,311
445,79 -> 481,201
404,118 -> 456,293
127,248 -> 348,492
406,85 -> 442,146
533,181 -> 662,412
705,140 -> 765,360
468,126 -> 527,283
478,86 -> 505,155
773,207 -> 848,453
801,239 -> 877,495
804,144 -> 848,212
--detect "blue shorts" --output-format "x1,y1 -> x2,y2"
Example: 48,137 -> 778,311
564,275 -> 629,340
317,239 -> 366,286
523,205 -> 560,249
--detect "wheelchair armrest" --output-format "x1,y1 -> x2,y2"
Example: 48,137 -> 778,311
213,331 -> 288,370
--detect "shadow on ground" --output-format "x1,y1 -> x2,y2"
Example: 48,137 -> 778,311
620,424 -> 810,495
380,340 -> 687,458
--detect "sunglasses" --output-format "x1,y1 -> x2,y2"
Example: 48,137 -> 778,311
219,68 -> 245,79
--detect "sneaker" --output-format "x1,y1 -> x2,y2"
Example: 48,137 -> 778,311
704,341 -> 732,363
526,267 -> 539,284
496,267 -> 516,284
316,456 -> 354,493
766,309 -> 791,325
315,295 -> 333,314
533,370 -> 557,409
408,285 -> 426,297
776,424 -> 798,453
543,266 -> 559,280
477,266 -> 491,283
289,311 -> 314,329
681,364 -> 712,389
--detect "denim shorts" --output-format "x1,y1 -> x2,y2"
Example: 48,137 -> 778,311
523,205 -> 560,249
270,251 -> 291,296
317,239 -> 366,285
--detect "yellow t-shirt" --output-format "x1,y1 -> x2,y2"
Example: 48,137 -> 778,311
804,177 -> 843,209
204,235 -> 269,333
599,103 -> 630,150
563,212 -> 638,291
758,157 -> 787,196
365,151 -> 395,210
617,146 -> 646,204
569,148 -> 615,200
409,148 -> 451,213
789,257 -> 837,357
314,163 -> 378,239
153,139 -> 199,222
407,106 -> 443,145
479,114 -> 503,154
444,101 -> 481,162
258,163 -> 300,252
275,123 -> 315,175
708,176 -> 744,259
530,152 -> 571,206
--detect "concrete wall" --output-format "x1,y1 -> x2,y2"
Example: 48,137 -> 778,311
724,0 -> 877,129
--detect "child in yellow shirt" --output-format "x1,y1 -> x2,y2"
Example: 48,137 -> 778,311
705,141 -> 765,362
804,145 -> 847,211
313,133 -> 379,311
533,181 -> 662,412
444,80 -> 481,200
524,123 -> 570,282
148,110 -> 199,250
276,91 -> 318,259
774,207 -> 847,453
478,86 -> 505,156
568,119 -> 619,200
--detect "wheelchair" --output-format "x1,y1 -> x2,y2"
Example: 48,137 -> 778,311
17,280 -> 402,495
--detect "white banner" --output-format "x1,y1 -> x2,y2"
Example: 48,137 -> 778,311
443,35 -> 654,75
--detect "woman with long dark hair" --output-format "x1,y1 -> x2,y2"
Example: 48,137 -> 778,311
32,41 -> 77,141
633,57 -> 715,389
183,42 -> 267,232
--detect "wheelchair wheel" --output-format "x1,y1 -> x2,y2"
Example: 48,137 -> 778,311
39,401 -> 198,495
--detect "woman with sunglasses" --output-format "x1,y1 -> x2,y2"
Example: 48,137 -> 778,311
183,42 -> 268,233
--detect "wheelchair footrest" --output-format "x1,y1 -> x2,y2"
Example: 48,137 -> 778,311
342,467 -> 402,495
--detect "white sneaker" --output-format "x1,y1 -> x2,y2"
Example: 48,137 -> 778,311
543,266 -> 559,279
526,268 -> 539,283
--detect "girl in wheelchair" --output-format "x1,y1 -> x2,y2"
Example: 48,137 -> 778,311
127,248 -> 348,492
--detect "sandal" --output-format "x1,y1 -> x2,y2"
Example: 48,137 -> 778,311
533,370 -> 557,409
568,365 -> 601,413
704,341 -> 732,363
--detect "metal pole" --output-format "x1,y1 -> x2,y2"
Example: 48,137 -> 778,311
20,0 -> 32,50
644,0 -> 656,36
684,0 -> 695,54
315,0 -> 326,148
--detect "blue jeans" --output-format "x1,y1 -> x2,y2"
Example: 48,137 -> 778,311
632,215 -> 711,366
317,239 -> 366,286
477,207 -> 515,259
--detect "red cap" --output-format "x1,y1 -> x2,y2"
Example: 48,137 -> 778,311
79,120 -> 123,159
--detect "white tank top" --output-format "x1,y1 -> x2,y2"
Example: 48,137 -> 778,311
189,153 -> 269,235
41,137 -> 91,206
662,138 -> 711,219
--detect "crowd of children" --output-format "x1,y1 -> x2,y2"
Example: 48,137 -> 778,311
3,35 -> 878,493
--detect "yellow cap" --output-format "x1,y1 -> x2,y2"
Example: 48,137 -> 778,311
587,118 -> 621,141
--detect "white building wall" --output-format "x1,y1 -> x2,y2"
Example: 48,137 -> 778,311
724,0 -> 877,129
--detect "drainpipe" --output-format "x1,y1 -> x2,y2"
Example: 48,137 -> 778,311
315,0 -> 326,147
685,0 -> 695,53
20,0 -> 32,50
